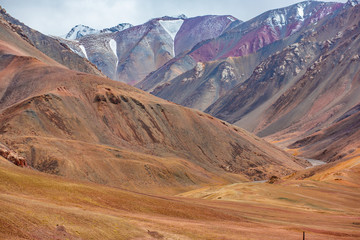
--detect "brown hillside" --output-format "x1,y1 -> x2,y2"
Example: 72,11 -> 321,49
0,17 -> 305,194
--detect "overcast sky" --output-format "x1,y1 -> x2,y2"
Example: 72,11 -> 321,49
1,0 -> 347,36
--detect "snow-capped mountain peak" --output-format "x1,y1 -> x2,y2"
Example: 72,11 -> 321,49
65,24 -> 99,40
295,3 -> 305,20
64,23 -> 133,40
100,23 -> 133,34
265,1 -> 312,29
267,11 -> 287,28
172,14 -> 187,19
347,0 -> 359,6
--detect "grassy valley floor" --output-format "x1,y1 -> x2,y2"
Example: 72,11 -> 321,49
1,156 -> 359,240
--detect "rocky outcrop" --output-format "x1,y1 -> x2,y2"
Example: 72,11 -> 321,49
0,144 -> 27,167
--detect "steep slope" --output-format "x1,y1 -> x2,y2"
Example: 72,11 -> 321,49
174,15 -> 240,56
0,6 -> 103,77
0,16 -> 63,67
147,33 -> 301,111
207,3 -> 360,162
207,38 -> 320,130
60,15 -> 237,85
288,104 -> 360,162
137,1 -> 344,110
151,56 -> 257,111
0,17 -> 306,194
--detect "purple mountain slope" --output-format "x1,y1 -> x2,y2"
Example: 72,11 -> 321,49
137,1 -> 344,111
189,1 -> 343,61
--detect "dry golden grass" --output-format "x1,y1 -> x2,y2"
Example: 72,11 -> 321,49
308,155 -> 360,185
1,160 -> 360,240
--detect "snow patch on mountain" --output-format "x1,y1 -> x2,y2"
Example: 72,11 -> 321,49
289,22 -> 302,35
109,39 -> 118,69
267,12 -> 287,29
79,45 -> 88,59
109,39 -> 117,57
159,19 -> 184,57
227,16 -> 237,22
296,4 -> 305,20
347,0 -> 359,6
159,19 -> 184,40
101,23 -> 133,34
68,46 -> 83,57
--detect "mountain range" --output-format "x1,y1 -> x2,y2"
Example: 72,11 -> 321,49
0,4 -> 307,194
52,0 -> 360,164
137,0 -> 344,109
0,1 -> 359,239
56,14 -> 239,85
206,1 -> 360,163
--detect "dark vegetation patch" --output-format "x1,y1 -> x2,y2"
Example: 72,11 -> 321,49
131,98 -> 145,109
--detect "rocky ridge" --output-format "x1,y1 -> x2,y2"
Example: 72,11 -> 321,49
137,1 -> 344,110
59,15 -> 238,85
65,23 -> 133,40
207,3 -> 360,162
